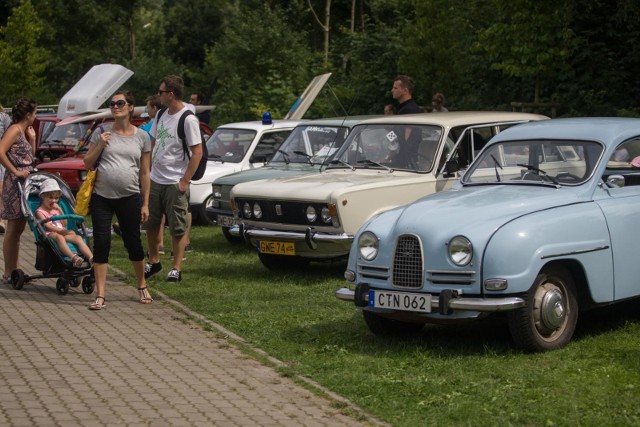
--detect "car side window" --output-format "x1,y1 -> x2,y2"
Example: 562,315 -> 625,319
250,131 -> 291,163
604,137 -> 640,187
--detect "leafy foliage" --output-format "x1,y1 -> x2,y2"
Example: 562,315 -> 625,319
0,0 -> 48,104
1,0 -> 640,118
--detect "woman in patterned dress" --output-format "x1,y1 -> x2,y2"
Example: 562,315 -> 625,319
0,98 -> 37,283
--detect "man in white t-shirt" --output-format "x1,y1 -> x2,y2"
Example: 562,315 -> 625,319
144,75 -> 203,282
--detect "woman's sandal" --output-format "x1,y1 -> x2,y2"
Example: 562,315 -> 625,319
138,287 -> 153,304
89,296 -> 106,310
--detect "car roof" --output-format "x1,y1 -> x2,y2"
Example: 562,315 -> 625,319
490,117 -> 640,147
356,111 -> 549,127
297,115 -> 381,128
216,120 -> 304,131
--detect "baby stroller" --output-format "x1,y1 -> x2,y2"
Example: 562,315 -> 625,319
10,171 -> 95,295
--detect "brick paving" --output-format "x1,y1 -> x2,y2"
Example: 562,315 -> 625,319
0,232 -> 383,427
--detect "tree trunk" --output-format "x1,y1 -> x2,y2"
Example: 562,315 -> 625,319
323,0 -> 331,68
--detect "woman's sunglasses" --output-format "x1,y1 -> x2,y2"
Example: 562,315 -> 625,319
109,100 -> 129,109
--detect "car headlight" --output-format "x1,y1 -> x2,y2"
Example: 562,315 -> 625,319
321,206 -> 332,224
253,202 -> 262,219
448,236 -> 472,266
306,205 -> 317,223
212,185 -> 222,199
358,231 -> 379,260
243,202 -> 252,218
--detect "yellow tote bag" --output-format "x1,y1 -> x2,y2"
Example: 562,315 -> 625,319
74,169 -> 96,216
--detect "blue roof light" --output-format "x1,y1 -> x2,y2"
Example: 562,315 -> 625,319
262,111 -> 272,125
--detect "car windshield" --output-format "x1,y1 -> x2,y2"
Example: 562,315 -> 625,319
327,124 -> 442,172
43,123 -> 91,146
269,125 -> 348,165
462,139 -> 604,186
205,128 -> 257,163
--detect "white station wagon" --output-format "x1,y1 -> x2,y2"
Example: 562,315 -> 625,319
230,112 -> 548,270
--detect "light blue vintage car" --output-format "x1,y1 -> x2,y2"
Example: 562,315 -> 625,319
337,117 -> 640,351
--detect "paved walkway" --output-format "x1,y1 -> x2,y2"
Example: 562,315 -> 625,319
0,232 -> 381,427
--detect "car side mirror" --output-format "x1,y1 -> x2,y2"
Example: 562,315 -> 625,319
606,174 -> 625,188
442,159 -> 460,177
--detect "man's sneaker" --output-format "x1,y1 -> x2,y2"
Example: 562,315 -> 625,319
185,243 -> 193,252
144,262 -> 162,279
167,268 -> 182,282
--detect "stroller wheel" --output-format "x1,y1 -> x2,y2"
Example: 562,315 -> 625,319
11,269 -> 25,290
81,276 -> 95,294
70,277 -> 81,288
56,278 -> 70,295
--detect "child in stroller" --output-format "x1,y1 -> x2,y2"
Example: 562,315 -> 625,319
9,172 -> 95,295
35,178 -> 93,268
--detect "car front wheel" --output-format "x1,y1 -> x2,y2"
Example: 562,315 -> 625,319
258,253 -> 310,271
507,265 -> 578,352
195,195 -> 216,225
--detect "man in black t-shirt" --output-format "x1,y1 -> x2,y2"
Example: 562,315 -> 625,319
390,75 -> 422,167
391,75 -> 422,115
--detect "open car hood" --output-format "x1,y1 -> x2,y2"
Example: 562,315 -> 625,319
283,73 -> 332,120
57,64 -> 134,120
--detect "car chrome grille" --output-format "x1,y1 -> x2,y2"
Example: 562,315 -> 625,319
392,235 -> 423,288
234,198 -> 328,226
358,264 -> 390,281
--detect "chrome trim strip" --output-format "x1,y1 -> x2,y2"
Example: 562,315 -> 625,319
540,245 -> 609,259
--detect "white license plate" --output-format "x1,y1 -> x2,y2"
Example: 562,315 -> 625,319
218,215 -> 236,227
368,290 -> 431,313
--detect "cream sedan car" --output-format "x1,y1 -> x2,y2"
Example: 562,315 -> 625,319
230,112 -> 548,270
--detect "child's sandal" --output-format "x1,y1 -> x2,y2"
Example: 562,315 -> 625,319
72,254 -> 83,268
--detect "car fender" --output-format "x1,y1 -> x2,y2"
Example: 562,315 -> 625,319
483,202 -> 613,302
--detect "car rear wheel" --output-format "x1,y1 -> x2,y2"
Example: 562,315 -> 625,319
362,311 -> 424,336
507,265 -> 578,352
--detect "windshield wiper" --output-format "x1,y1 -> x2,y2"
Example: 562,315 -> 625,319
357,159 -> 393,172
293,150 -> 314,165
209,153 -> 225,163
491,154 -> 503,182
517,163 -> 559,185
277,149 -> 290,164
329,158 -> 355,171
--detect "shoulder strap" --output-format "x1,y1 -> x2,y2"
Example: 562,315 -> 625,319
178,110 -> 195,160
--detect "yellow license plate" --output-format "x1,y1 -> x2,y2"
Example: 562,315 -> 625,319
258,240 -> 296,256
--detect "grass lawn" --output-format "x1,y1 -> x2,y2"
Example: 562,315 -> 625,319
109,225 -> 640,426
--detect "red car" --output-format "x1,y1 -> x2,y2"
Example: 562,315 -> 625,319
37,108 -> 212,192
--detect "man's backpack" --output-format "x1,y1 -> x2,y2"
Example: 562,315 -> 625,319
156,108 -> 208,181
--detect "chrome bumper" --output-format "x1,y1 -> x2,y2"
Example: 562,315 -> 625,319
335,287 -> 525,313
229,224 -> 354,248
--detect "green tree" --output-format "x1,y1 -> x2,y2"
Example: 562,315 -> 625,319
0,0 -> 49,104
203,3 -> 317,126
477,0 -> 575,104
